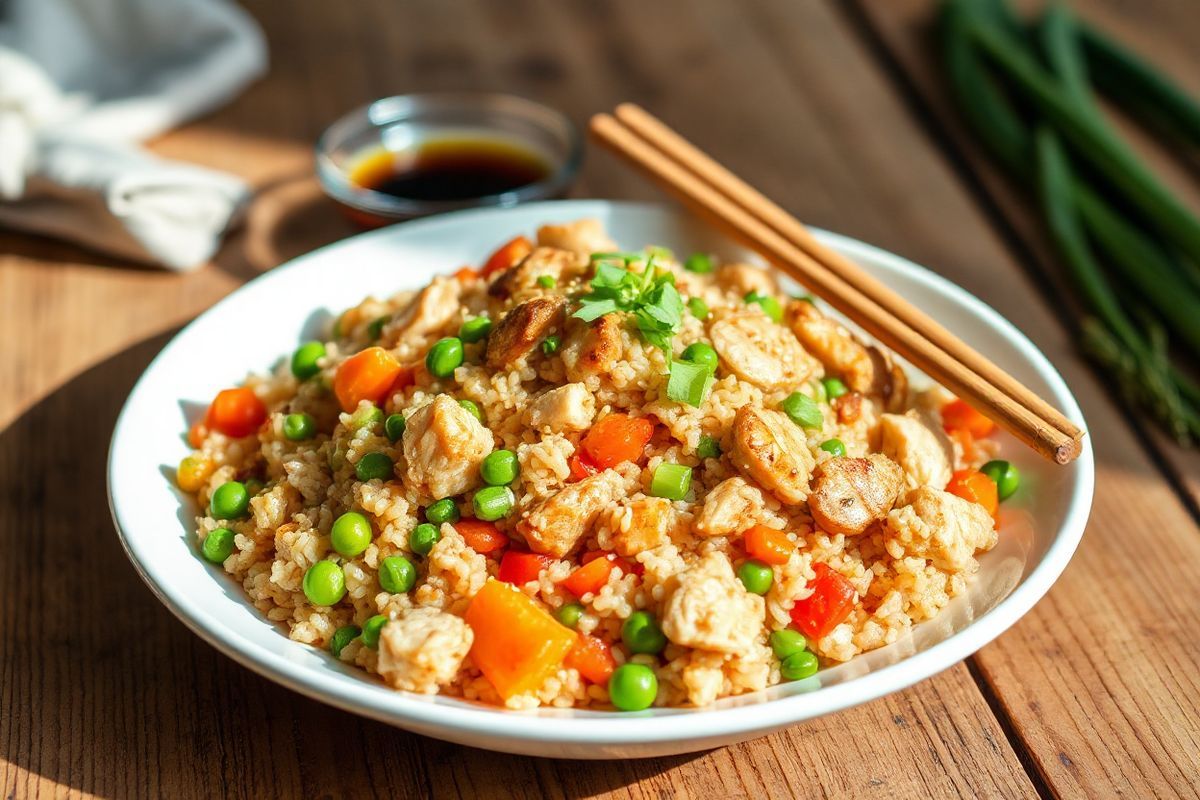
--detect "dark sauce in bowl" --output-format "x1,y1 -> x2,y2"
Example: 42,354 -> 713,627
350,137 -> 551,203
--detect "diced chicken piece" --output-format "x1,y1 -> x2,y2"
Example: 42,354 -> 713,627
488,247 -> 577,301
681,651 -> 726,707
661,552 -> 764,653
709,311 -> 817,390
402,395 -> 492,501
809,454 -> 904,536
694,477 -> 765,538
612,496 -> 674,557
730,406 -> 816,504
786,300 -> 892,397
878,411 -> 953,491
536,218 -> 617,255
377,607 -> 474,693
518,468 -> 628,557
885,486 -> 997,572
527,383 -> 595,433
715,262 -> 778,298
485,296 -> 566,369
390,276 -> 461,339
562,313 -> 624,381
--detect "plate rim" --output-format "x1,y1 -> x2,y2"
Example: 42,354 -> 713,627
107,199 -> 1094,748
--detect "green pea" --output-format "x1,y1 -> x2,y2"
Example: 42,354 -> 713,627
244,478 -> 265,497
684,252 -> 714,273
781,650 -> 819,680
384,413 -> 406,442
541,335 -> 560,355
537,275 -> 557,289
283,412 -> 316,441
609,663 -> 658,711
210,481 -> 249,520
426,337 -> 464,378
291,341 -> 326,380
410,522 -> 440,555
650,463 -> 692,501
425,498 -> 459,526
981,459 -> 1020,501
819,438 -> 846,457
481,449 -> 519,486
744,291 -> 783,323
473,486 -> 515,521
330,511 -> 373,557
360,614 -> 388,649
687,297 -> 710,320
780,392 -> 823,429
680,342 -> 719,371
378,555 -> 417,593
367,316 -> 389,341
621,611 -> 667,655
201,527 -> 236,563
458,399 -> 484,423
821,377 -> 848,400
302,561 -> 346,606
557,603 -> 585,629
459,316 -> 492,343
349,403 -> 383,432
738,560 -> 774,595
355,452 -> 394,482
769,629 -> 807,660
330,625 -> 360,657
696,434 -> 721,460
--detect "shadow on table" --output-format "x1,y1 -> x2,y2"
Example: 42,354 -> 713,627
0,329 -> 699,799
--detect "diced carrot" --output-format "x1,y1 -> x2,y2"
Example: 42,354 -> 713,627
497,550 -> 553,585
947,427 -> 977,464
464,579 -> 576,699
790,564 -> 857,640
453,266 -> 478,282
207,388 -> 267,438
561,554 -> 620,597
188,418 -> 208,448
579,414 -> 655,471
455,518 -> 509,554
333,346 -> 402,413
481,235 -> 533,277
579,549 -> 642,577
743,525 -> 793,565
941,398 -> 996,439
946,469 -> 999,518
565,634 -> 616,684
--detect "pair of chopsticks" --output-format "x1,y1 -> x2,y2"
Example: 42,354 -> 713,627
590,104 -> 1084,464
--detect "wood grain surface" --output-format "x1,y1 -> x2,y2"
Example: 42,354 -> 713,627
2,1 -> 1197,798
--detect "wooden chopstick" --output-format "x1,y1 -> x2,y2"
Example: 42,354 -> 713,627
613,103 -> 1084,447
589,110 -> 1083,464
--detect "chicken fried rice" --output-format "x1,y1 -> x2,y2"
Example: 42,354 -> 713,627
176,218 -> 1011,711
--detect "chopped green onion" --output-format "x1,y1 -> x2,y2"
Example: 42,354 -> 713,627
541,335 -> 560,355
650,463 -> 692,501
458,399 -> 484,423
780,392 -> 823,429
819,438 -> 846,457
696,434 -> 721,460
821,377 -> 848,399
667,359 -> 714,407
537,275 -> 557,289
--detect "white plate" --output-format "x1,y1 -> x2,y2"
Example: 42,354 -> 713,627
108,200 -> 1093,758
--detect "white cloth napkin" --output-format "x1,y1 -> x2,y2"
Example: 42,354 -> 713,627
0,0 -> 267,269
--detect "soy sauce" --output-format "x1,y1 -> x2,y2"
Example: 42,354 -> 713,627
350,137 -> 551,202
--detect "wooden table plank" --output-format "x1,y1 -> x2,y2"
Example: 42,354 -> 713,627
849,1 -> 1200,796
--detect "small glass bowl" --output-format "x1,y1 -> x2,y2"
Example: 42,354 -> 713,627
316,93 -> 583,225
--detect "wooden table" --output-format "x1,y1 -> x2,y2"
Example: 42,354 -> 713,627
3,1 -> 1198,797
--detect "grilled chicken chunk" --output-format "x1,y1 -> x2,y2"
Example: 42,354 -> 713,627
485,296 -> 566,369
401,394 -> 492,501
809,454 -> 904,536
662,552 -> 765,652
730,406 -> 816,504
518,468 -> 628,558
709,311 -> 817,391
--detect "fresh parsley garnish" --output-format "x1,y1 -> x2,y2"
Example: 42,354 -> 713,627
575,251 -> 714,407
